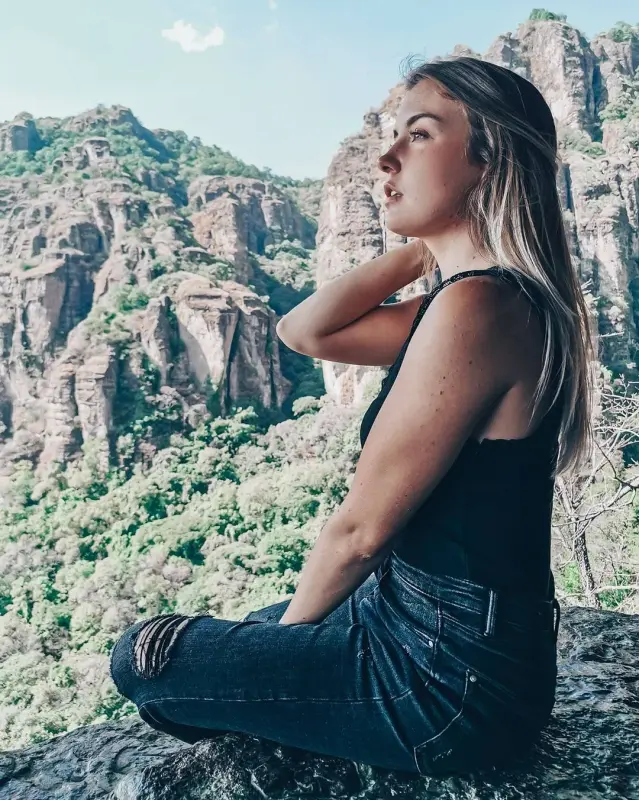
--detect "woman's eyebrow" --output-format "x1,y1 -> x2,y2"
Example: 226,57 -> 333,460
392,111 -> 444,137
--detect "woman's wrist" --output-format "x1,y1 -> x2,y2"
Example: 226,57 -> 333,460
278,238 -> 426,342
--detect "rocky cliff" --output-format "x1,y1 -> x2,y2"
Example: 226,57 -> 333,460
2,17 -> 638,479
316,18 -> 639,404
0,106 -> 320,490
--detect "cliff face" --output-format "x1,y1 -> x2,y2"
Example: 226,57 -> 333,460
316,19 -> 639,404
0,108 -> 319,485
2,20 -> 637,479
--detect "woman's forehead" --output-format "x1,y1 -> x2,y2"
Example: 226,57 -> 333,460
395,83 -> 461,123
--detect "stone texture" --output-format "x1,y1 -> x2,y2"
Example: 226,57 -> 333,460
0,111 -> 302,480
174,276 -> 290,415
189,176 -> 316,283
0,115 -> 43,154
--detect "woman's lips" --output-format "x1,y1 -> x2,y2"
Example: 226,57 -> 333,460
384,193 -> 403,206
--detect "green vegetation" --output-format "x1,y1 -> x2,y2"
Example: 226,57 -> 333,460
558,128 -> 606,157
154,127 -> 321,191
112,285 -> 150,313
600,66 -> 639,123
0,400 -> 362,748
599,64 -> 639,150
0,104 -> 335,748
528,9 -> 568,23
598,565 -> 637,608
0,110 -> 321,205
607,22 -> 639,43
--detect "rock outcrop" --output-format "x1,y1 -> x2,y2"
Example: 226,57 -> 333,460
189,176 -> 315,283
0,109 -> 320,483
316,19 -> 639,403
0,114 -> 43,154
0,605 -> 636,799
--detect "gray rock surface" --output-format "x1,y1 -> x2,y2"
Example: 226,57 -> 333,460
0,116 -> 305,483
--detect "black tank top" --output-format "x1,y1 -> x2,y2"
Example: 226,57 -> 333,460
359,266 -> 562,601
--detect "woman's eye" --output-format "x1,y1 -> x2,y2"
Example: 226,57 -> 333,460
409,129 -> 430,141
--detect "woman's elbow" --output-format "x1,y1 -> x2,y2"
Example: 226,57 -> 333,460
276,317 -> 316,356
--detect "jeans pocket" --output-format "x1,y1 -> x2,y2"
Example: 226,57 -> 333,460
376,591 -> 443,679
413,667 -> 480,777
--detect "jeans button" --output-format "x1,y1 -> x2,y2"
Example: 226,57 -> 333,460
469,673 -> 477,682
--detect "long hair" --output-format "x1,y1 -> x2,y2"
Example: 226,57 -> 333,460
401,55 -> 596,480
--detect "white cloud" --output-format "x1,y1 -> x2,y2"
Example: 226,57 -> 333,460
268,0 -> 277,10
161,20 -> 225,53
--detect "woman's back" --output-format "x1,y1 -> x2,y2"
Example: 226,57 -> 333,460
359,266 -> 563,601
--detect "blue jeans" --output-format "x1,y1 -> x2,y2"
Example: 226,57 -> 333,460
109,551 -> 560,777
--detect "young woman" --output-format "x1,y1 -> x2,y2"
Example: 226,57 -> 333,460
110,55 -> 596,777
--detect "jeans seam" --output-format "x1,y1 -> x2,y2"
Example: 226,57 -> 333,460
380,590 -> 440,650
391,570 -> 483,616
414,668 -> 472,751
392,567 -> 437,599
138,686 -> 413,711
483,590 -> 497,637
433,596 -> 482,613
439,608 -> 487,639
441,606 -> 557,643
393,552 -> 495,594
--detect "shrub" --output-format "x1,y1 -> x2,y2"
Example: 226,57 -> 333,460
528,9 -> 568,22
608,22 -> 638,43
113,285 -> 150,313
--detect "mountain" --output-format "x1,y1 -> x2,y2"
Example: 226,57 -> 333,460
0,101 -> 362,759
0,104 -> 323,489
0,12 -> 638,799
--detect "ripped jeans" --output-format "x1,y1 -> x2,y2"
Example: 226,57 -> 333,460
109,551 -> 560,777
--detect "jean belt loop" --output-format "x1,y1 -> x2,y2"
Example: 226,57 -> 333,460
552,598 -> 561,643
376,555 -> 390,583
483,588 -> 497,637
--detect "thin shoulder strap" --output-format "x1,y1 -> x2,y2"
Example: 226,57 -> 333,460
415,265 -> 562,435
425,266 -> 547,314
413,266 -> 504,327
431,266 -> 504,298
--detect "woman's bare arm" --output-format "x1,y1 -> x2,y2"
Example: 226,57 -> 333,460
278,294 -> 425,366
276,240 -> 425,366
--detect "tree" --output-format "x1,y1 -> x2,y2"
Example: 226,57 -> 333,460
528,9 -> 568,23
553,368 -> 639,612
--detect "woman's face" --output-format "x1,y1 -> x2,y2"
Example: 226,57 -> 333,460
378,79 -> 483,239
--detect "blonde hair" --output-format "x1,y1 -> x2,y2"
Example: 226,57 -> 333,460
402,55 -> 596,480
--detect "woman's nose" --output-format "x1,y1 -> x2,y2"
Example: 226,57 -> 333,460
377,142 -> 399,173
377,153 -> 393,173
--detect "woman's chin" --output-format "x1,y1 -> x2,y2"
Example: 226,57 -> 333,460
384,206 -> 432,239
384,217 -> 420,238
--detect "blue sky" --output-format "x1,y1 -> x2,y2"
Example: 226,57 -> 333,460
0,2 -> 636,179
